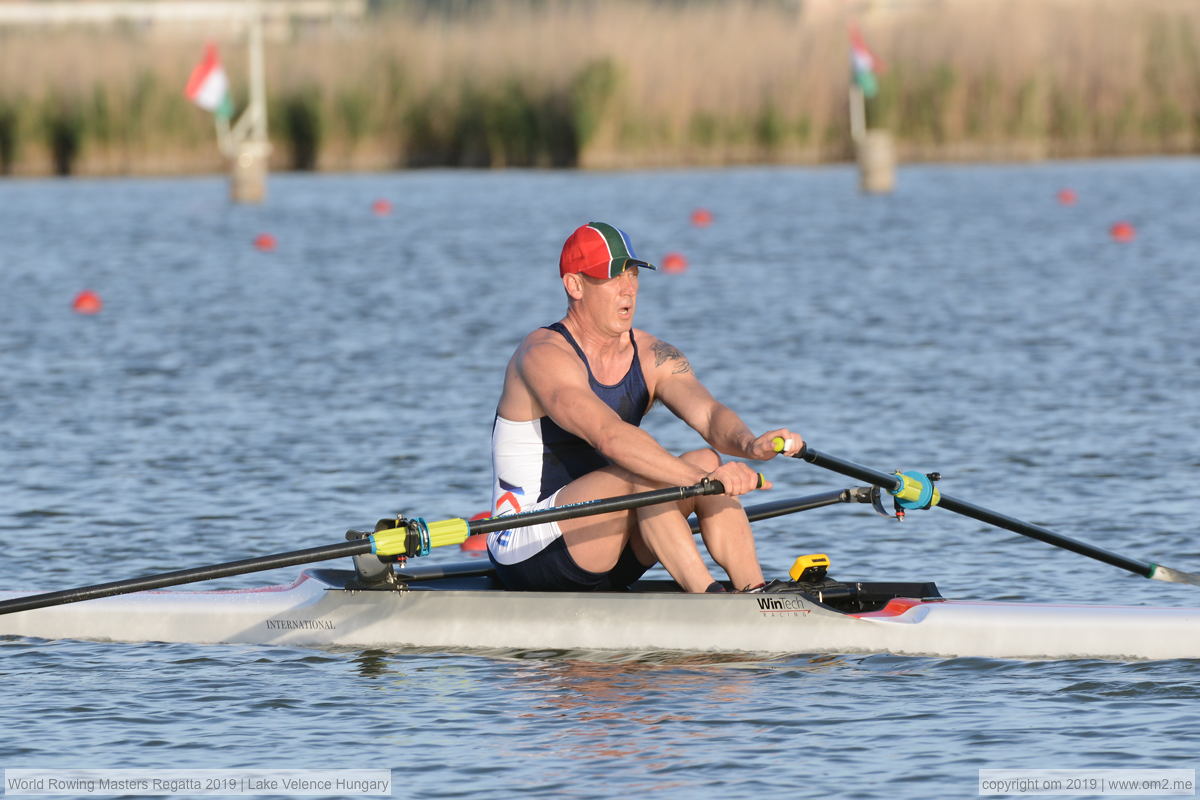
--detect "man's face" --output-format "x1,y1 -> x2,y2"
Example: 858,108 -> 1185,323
578,266 -> 639,332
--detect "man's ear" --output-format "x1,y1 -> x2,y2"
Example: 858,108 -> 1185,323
563,272 -> 585,300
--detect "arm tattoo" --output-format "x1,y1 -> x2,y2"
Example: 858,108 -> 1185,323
652,341 -> 693,375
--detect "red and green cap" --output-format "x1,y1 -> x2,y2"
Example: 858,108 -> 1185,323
559,222 -> 657,280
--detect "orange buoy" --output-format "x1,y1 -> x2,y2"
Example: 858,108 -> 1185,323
690,208 -> 713,228
461,511 -> 490,551
1057,189 -> 1077,206
460,534 -> 488,552
372,199 -> 392,216
72,290 -> 103,315
1110,221 -> 1135,243
662,252 -> 688,274
254,233 -> 277,252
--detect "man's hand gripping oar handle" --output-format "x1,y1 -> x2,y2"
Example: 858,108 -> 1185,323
770,438 -> 1200,586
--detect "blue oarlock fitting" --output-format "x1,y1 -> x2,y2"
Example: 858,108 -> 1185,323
889,470 -> 941,511
407,518 -> 432,557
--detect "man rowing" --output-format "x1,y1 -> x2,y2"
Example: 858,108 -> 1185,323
486,221 -> 805,593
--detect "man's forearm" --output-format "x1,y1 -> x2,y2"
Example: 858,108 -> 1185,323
700,404 -> 757,459
594,424 -> 711,486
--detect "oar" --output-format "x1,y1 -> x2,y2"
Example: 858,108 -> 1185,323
401,487 -> 871,583
688,486 -> 868,533
774,440 -> 1200,586
0,479 -> 732,617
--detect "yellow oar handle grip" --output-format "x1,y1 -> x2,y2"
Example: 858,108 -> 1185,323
427,518 -> 471,548
772,436 -> 786,452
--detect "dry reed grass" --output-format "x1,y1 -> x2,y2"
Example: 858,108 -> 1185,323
0,0 -> 1198,175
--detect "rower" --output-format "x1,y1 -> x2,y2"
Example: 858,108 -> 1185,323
485,221 -> 806,593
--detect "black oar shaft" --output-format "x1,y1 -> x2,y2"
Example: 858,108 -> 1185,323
0,541 -> 370,616
0,480 -> 728,618
692,488 -> 853,533
799,447 -> 902,493
799,446 -> 1155,579
467,481 -> 723,536
934,494 -> 1153,578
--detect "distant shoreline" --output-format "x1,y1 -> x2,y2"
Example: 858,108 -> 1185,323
2,0 -> 1198,178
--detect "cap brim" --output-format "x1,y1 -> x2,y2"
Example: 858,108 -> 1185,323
611,258 -> 656,276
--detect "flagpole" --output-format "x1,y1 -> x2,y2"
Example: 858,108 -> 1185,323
847,22 -> 894,195
228,2 -> 270,204
215,114 -> 232,157
848,84 -> 865,144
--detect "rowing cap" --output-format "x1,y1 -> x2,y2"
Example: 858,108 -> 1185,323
559,222 -> 657,280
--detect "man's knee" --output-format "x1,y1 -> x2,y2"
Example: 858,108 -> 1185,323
681,447 -> 720,472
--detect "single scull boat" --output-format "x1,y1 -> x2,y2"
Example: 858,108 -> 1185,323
1,560 -> 1198,660
2,447 -> 1197,661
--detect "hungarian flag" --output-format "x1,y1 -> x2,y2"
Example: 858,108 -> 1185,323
849,24 -> 881,98
185,43 -> 234,119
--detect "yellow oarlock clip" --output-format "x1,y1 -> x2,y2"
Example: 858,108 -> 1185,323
789,553 -> 830,582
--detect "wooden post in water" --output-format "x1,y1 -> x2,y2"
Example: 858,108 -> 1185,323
857,130 -> 895,194
225,7 -> 271,203
849,84 -> 895,195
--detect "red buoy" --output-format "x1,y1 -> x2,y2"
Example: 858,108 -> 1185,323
662,252 -> 688,274
1057,189 -> 1077,206
372,199 -> 393,216
1110,221 -> 1135,243
690,208 -> 713,228
254,233 -> 277,252
72,290 -> 103,315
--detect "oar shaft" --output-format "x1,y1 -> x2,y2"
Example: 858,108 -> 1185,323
0,480 -> 729,617
692,488 -> 855,533
799,447 -> 901,493
935,494 -> 1154,578
798,446 -> 1156,580
0,541 -> 369,616
468,480 -> 724,536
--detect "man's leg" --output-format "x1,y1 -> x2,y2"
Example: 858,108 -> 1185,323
694,493 -> 765,591
630,449 -> 765,591
553,468 -> 643,576
557,449 -> 764,593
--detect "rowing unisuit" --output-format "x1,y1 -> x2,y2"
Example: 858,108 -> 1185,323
487,321 -> 651,565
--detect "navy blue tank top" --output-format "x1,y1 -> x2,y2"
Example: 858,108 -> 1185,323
535,321 -> 651,499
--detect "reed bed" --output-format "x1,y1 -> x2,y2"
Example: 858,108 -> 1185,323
1,0 -> 1198,176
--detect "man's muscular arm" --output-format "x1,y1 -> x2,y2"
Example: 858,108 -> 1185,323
649,335 -> 804,461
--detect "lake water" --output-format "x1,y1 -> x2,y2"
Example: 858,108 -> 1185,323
1,159 -> 1198,798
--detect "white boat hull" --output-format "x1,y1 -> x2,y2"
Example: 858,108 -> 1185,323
1,567 -> 1198,661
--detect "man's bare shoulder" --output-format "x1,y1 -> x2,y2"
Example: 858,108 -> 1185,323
511,326 -> 590,389
637,330 -> 693,376
515,326 -> 573,364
